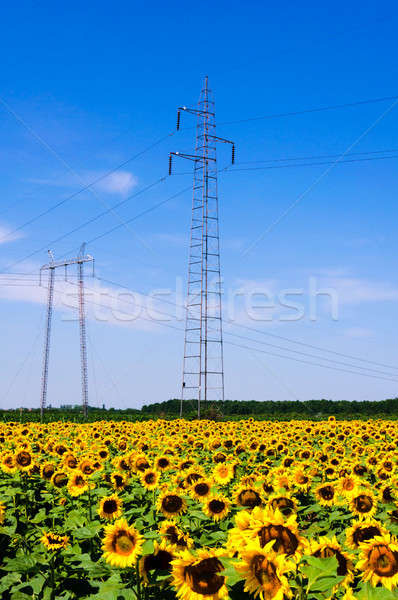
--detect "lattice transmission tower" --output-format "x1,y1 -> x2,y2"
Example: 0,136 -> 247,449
39,243 -> 94,420
169,76 -> 235,418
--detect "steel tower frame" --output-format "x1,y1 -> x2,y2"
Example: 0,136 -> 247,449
169,77 -> 235,418
39,244 -> 94,420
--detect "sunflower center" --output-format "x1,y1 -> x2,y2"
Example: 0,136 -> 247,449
185,557 -> 225,595
16,452 -> 31,467
136,459 -> 149,472
343,479 -> 355,491
258,525 -> 299,555
382,487 -> 394,502
195,483 -> 210,496
209,499 -> 225,514
74,475 -> 86,487
43,465 -> 55,479
145,473 -> 156,484
103,499 -> 117,514
252,555 -> 281,595
296,474 -> 308,484
369,546 -> 398,577
319,485 -> 334,500
144,549 -> 173,573
353,526 -> 381,545
158,458 -> 169,468
53,473 -> 68,487
238,490 -> 262,508
162,495 -> 183,514
270,498 -> 294,516
165,526 -> 179,544
114,532 -> 136,556
354,494 -> 373,513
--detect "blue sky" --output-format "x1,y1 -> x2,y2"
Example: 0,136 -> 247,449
1,1 -> 398,409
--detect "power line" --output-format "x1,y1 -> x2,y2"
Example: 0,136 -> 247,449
57,276 -> 398,383
73,291 -> 398,385
217,94 -> 398,126
95,274 -> 398,373
221,329 -> 397,378
21,275 -> 397,387
226,321 -> 398,372
0,132 -> 174,246
226,154 -> 398,172
226,341 -> 398,384
0,176 -> 168,273
236,147 -> 398,165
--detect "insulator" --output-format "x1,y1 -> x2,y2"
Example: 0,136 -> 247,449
169,154 -> 172,175
176,110 -> 181,131
231,145 -> 235,164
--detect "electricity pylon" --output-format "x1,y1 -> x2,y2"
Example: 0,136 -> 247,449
169,76 -> 235,418
39,243 -> 94,420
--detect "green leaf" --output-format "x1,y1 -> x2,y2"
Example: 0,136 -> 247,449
0,573 -> 21,594
356,582 -> 398,600
74,522 -> 102,539
30,509 -> 48,524
2,555 -> 38,573
142,539 -> 155,555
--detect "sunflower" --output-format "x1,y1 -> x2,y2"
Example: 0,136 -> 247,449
98,494 -> 123,521
345,518 -> 388,550
0,503 -> 5,525
315,482 -> 337,507
228,506 -> 304,559
357,533 -> 398,590
213,462 -> 234,486
0,453 -> 17,474
79,458 -> 95,475
40,462 -> 56,481
63,454 -> 78,469
51,470 -> 69,489
110,472 -> 128,491
139,540 -> 174,584
308,536 -> 354,586
67,470 -> 89,497
203,495 -> 230,522
191,478 -> 212,502
378,483 -> 397,504
132,454 -> 150,473
155,455 -> 172,471
14,448 -> 33,471
157,490 -> 187,518
140,468 -> 160,491
235,540 -> 294,600
41,531 -> 69,551
291,467 -> 311,491
337,474 -> 360,496
102,518 -> 143,568
171,548 -> 228,600
234,484 -> 263,509
267,493 -> 297,517
349,489 -> 377,519
159,521 -> 193,550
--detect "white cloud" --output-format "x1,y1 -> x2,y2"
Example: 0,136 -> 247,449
0,223 -> 24,245
29,169 -> 138,197
0,275 -> 173,332
320,276 -> 398,305
95,171 -> 138,196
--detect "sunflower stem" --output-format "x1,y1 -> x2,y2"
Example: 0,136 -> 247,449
49,553 -> 55,600
135,560 -> 142,600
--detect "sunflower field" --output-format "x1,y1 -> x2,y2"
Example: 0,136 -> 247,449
0,417 -> 397,600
